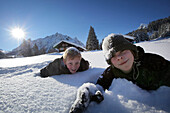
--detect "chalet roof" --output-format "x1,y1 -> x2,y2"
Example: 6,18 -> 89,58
53,40 -> 86,50
123,34 -> 135,40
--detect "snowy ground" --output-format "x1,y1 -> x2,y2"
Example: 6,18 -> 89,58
0,38 -> 170,113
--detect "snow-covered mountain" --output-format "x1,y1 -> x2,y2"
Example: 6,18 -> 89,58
138,23 -> 148,29
30,32 -> 85,51
9,32 -> 85,56
127,17 -> 170,42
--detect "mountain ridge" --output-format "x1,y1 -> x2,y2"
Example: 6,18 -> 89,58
7,32 -> 85,57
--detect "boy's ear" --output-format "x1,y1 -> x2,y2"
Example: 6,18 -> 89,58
63,59 -> 66,65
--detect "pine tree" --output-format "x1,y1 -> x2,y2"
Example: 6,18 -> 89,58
32,43 -> 39,56
86,26 -> 99,50
20,39 -> 32,57
0,50 -> 6,59
99,39 -> 104,50
133,31 -> 149,43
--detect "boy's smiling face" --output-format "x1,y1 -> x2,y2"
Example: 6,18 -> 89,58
111,50 -> 134,73
64,56 -> 81,74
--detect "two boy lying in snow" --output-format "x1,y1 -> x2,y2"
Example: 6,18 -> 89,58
40,34 -> 170,113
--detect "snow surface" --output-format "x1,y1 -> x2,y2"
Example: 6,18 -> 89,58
0,38 -> 170,113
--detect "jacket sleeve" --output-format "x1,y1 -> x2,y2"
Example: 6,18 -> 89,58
40,58 -> 61,77
96,67 -> 115,90
40,61 -> 55,77
40,67 -> 49,77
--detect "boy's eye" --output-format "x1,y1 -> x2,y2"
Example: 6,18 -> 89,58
75,62 -> 80,65
69,63 -> 72,65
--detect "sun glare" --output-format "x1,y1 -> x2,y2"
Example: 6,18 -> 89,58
11,27 -> 25,39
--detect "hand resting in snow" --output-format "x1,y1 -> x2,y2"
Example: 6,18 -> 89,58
69,83 -> 104,113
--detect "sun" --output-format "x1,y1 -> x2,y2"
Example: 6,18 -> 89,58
11,27 -> 25,39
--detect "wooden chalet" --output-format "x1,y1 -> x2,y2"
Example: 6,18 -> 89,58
53,40 -> 86,52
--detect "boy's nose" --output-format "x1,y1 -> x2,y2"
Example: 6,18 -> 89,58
72,64 -> 76,69
117,55 -> 123,61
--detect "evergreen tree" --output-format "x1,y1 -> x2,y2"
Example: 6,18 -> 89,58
86,26 -> 99,50
158,23 -> 170,37
32,43 -> 39,56
133,31 -> 149,43
0,50 -> 6,59
99,39 -> 104,50
20,39 -> 32,57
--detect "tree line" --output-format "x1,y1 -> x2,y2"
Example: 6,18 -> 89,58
86,16 -> 170,50
127,16 -> 170,42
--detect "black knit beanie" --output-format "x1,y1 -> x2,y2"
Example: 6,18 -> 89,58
102,33 -> 138,65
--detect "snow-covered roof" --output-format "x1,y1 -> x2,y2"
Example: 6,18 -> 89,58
53,40 -> 86,50
122,34 -> 135,40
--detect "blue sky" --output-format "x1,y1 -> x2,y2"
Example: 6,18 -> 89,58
0,0 -> 170,51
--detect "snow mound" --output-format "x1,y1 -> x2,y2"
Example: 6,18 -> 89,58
0,38 -> 170,113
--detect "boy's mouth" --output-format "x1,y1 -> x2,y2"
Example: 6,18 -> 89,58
71,69 -> 76,73
119,59 -> 128,65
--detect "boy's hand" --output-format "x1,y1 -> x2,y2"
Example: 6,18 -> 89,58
91,90 -> 104,103
69,87 -> 90,113
69,83 -> 104,113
